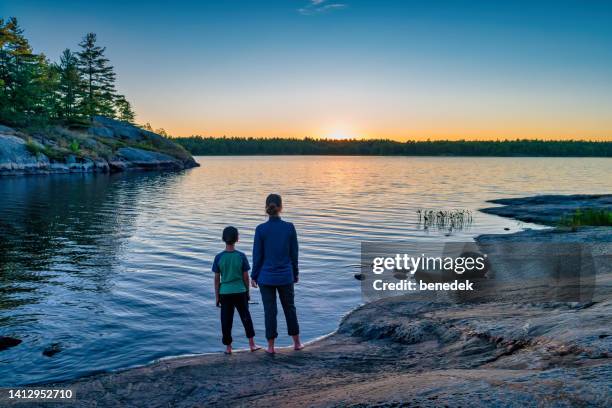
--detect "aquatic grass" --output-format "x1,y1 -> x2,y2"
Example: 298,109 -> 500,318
416,208 -> 473,232
559,208 -> 612,227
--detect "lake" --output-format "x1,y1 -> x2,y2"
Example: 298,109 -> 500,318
1,156 -> 610,385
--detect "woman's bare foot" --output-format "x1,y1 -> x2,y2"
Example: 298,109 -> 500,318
248,337 -> 261,352
292,335 -> 304,350
224,345 -> 232,355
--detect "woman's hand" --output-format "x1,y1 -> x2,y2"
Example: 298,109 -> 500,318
215,295 -> 221,308
294,276 -> 299,283
251,280 -> 258,288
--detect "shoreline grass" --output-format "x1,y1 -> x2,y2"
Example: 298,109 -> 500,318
559,208 -> 612,227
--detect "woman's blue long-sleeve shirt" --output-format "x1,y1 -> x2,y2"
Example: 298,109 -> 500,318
251,216 -> 299,286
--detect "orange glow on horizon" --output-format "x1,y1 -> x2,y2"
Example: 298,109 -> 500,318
150,120 -> 612,142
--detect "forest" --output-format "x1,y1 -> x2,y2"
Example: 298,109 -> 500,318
0,17 -> 134,128
174,136 -> 612,157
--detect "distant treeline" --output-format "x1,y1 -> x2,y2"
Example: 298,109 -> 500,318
174,136 -> 612,157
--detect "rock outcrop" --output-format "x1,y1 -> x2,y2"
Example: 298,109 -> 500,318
0,117 -> 199,176
481,194 -> 612,226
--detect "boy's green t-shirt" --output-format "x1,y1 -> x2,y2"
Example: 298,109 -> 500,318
212,250 -> 250,294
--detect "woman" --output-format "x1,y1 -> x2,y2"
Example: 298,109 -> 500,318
251,193 -> 303,354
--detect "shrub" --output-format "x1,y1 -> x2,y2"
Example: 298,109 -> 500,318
559,208 -> 612,227
25,138 -> 44,156
69,139 -> 80,153
43,146 -> 69,161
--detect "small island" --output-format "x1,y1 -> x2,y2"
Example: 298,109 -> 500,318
0,18 -> 198,176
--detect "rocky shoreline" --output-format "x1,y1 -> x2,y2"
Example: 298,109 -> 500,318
2,194 -> 610,407
0,117 -> 199,176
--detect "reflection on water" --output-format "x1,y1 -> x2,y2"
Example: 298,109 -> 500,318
0,156 -> 610,385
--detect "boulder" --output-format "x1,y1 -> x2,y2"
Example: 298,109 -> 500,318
0,134 -> 49,173
42,343 -> 62,357
116,147 -> 183,170
0,336 -> 21,351
91,116 -> 143,141
94,159 -> 110,172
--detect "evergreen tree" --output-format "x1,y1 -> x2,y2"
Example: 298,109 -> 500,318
57,48 -> 82,120
37,56 -> 61,120
0,19 -> 135,127
114,94 -> 135,123
0,17 -> 49,125
76,32 -> 116,119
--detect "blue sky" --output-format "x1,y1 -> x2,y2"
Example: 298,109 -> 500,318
3,0 -> 612,139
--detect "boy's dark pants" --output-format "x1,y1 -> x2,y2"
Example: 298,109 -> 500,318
259,283 -> 299,340
220,292 -> 255,345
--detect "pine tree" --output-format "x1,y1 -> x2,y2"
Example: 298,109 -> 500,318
0,17 -> 49,125
57,48 -> 82,120
76,32 -> 116,119
114,94 -> 135,123
38,56 -> 61,120
0,22 -> 135,127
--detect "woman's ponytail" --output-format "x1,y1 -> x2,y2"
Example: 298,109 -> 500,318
266,203 -> 279,216
265,193 -> 282,216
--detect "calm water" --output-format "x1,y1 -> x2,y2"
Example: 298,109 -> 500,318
1,156 -> 610,385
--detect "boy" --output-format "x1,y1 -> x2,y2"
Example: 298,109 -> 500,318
212,226 -> 260,354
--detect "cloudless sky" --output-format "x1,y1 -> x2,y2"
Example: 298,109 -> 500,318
3,0 -> 612,140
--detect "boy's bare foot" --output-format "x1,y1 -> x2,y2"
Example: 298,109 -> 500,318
293,343 -> 305,351
224,345 -> 232,355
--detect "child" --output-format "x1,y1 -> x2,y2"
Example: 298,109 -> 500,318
213,226 -> 260,354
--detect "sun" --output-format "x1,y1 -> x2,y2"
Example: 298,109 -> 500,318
325,132 -> 355,140
321,123 -> 360,140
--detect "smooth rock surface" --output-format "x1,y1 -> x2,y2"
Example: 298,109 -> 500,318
0,124 -> 16,134
116,147 -> 183,170
0,134 -> 49,174
481,194 -> 612,226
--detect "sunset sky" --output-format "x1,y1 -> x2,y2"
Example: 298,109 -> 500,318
4,0 -> 612,140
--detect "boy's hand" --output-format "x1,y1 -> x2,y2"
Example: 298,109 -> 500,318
216,296 -> 221,308
294,276 -> 299,283
247,291 -> 251,301
251,280 -> 258,288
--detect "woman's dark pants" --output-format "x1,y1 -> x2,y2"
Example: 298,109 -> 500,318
259,283 -> 300,340
220,292 -> 255,345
